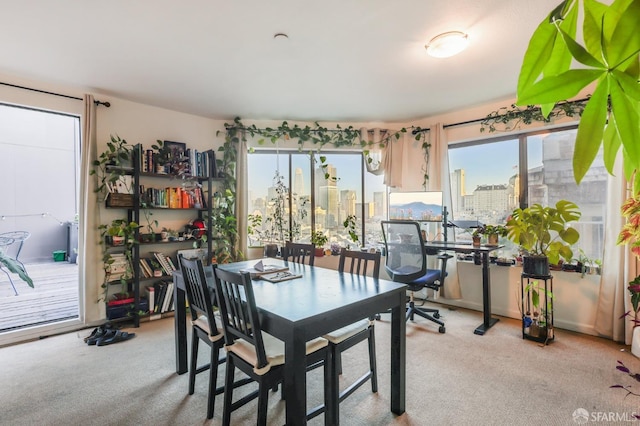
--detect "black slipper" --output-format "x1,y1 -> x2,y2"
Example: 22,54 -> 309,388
87,328 -> 116,346
84,323 -> 113,343
96,330 -> 136,346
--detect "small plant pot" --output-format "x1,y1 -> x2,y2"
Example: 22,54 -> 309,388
486,233 -> 499,245
112,236 -> 125,246
472,236 -> 481,247
263,244 -> 279,258
522,255 -> 550,276
314,247 -> 325,257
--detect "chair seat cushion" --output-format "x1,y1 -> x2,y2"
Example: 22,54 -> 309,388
192,314 -> 224,343
410,269 -> 441,287
227,332 -> 328,375
322,318 -> 371,344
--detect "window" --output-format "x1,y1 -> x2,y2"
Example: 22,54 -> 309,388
448,126 -> 607,261
247,151 -> 383,248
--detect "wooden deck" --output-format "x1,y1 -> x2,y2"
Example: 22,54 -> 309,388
0,261 -> 79,332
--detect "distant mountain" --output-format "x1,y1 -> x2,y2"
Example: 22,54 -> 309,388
389,201 -> 442,220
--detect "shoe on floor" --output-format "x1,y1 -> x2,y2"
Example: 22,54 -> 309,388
96,330 -> 136,346
86,327 -> 116,346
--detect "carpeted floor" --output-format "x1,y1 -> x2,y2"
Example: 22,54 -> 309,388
2,304 -> 639,425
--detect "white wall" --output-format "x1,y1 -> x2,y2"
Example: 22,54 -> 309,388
0,72 -> 606,339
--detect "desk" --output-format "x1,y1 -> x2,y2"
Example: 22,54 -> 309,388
173,259 -> 407,425
424,241 -> 503,335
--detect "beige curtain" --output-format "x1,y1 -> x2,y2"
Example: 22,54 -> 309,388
79,95 -> 103,323
595,159 -> 637,343
428,123 -> 462,299
236,132 -> 248,259
379,130 -> 404,188
361,128 -> 384,176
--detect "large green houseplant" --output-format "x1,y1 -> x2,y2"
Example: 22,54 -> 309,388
517,0 -> 640,192
506,200 -> 581,275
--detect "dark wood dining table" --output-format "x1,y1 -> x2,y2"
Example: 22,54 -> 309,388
172,258 -> 408,425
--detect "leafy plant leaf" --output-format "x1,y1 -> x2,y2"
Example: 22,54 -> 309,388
607,0 -> 640,67
610,74 -> 640,169
517,10 -> 559,95
573,77 -> 609,184
517,69 -> 603,106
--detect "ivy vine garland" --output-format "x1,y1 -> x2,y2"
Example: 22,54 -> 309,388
480,98 -> 588,133
221,116 -> 431,187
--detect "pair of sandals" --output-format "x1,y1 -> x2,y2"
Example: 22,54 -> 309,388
85,324 -> 135,346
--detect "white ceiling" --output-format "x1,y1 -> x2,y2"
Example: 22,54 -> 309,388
0,1 -> 560,122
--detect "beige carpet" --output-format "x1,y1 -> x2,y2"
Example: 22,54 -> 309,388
2,304 -> 639,426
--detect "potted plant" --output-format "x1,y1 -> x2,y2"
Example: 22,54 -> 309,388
90,135 -> 134,205
475,224 -> 508,246
506,199 -> 581,276
522,279 -> 554,340
311,230 -> 328,257
98,219 -> 139,301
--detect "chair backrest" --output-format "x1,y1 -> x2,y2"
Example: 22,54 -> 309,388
0,231 -> 30,258
179,255 -> 221,339
338,248 -> 380,279
212,266 -> 269,370
380,220 -> 428,283
282,242 -> 315,266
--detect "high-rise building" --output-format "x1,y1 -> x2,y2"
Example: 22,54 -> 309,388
450,168 -> 465,214
293,167 -> 304,196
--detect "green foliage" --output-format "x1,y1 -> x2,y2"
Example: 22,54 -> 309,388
224,117 -> 431,188
98,219 -> 139,299
89,135 -> 133,200
506,200 -> 581,265
473,224 -> 508,237
343,214 -> 359,243
0,250 -> 33,288
516,0 -> 640,193
480,100 -> 586,133
311,230 -> 328,248
209,125 -> 241,263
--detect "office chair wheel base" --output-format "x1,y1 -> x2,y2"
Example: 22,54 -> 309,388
439,326 -> 446,334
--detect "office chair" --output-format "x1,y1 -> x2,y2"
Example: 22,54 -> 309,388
381,220 -> 450,333
282,241 -> 315,266
178,255 -> 251,419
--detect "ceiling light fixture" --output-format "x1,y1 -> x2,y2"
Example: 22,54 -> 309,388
425,31 -> 469,58
273,33 -> 289,40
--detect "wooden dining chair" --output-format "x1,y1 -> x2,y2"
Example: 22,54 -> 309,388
178,255 -> 251,419
212,266 -> 331,425
282,241 -> 315,266
321,248 -> 380,413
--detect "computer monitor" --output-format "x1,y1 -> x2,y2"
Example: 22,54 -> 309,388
388,191 -> 443,221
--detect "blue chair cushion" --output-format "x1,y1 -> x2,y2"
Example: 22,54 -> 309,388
406,269 -> 442,291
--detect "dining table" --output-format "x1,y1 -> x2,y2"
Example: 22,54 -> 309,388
172,258 -> 408,425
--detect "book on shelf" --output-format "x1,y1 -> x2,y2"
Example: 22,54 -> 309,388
139,257 -> 156,278
145,286 -> 156,313
161,282 -> 174,313
107,297 -> 135,307
153,280 -> 168,312
152,252 -> 175,275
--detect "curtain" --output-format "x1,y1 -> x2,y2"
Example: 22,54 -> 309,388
383,131 -> 404,188
595,159 -> 637,343
79,95 -> 102,323
428,123 -> 462,299
361,128 -> 384,175
237,132 -> 248,259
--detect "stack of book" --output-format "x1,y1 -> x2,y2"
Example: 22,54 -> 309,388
107,253 -> 131,282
